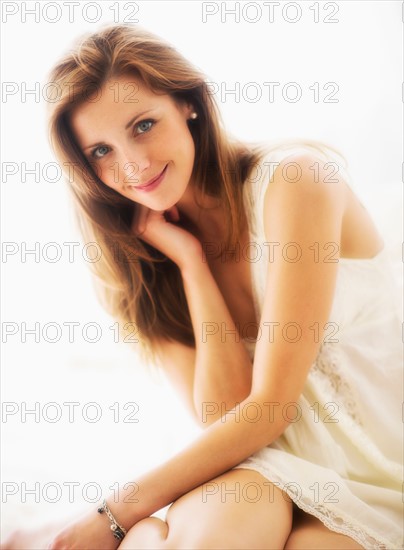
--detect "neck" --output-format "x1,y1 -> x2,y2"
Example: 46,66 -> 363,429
175,184 -> 227,242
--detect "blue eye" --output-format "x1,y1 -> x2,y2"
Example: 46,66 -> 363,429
91,145 -> 110,160
89,119 -> 155,161
135,119 -> 154,134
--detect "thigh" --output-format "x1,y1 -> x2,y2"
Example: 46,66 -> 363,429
284,508 -> 364,550
119,468 -> 293,550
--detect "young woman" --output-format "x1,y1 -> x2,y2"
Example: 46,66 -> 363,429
3,23 -> 402,550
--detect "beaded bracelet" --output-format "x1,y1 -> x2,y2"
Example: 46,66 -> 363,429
97,498 -> 127,541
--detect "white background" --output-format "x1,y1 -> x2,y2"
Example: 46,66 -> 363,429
1,0 -> 402,536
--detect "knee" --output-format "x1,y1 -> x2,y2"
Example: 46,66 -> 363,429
162,502 -> 245,550
163,472 -> 293,549
173,531 -> 243,550
118,517 -> 169,549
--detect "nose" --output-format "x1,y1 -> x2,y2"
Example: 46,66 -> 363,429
119,148 -> 151,186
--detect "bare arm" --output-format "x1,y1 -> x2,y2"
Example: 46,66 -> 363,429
48,154 -> 347,548
109,153 -> 347,528
155,260 -> 254,426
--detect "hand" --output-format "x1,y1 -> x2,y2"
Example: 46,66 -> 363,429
131,204 -> 204,270
46,507 -> 120,550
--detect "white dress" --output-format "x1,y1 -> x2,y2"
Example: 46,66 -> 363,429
232,142 -> 403,549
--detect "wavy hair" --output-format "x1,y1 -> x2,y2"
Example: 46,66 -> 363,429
46,23 -> 347,366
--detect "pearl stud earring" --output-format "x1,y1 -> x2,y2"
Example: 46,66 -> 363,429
189,112 -> 198,119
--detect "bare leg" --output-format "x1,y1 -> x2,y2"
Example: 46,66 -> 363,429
118,468 -> 293,549
284,507 -> 365,549
1,484 -> 362,550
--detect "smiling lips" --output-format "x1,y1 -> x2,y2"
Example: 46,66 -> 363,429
133,164 -> 168,192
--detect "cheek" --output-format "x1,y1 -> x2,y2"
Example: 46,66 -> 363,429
93,163 -> 123,190
95,164 -> 113,187
170,130 -> 195,169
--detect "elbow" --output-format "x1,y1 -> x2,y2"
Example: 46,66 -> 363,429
194,400 -> 231,428
194,392 -> 292,445
193,386 -> 252,428
191,400 -> 231,428
245,391 -> 293,445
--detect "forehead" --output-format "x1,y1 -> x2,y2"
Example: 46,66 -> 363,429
69,75 -> 171,144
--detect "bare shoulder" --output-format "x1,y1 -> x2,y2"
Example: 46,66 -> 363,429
154,338 -> 197,421
250,151 -> 346,398
268,151 -> 383,259
270,151 -> 348,200
264,151 -> 347,243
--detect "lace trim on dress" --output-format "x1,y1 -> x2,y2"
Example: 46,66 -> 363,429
289,487 -> 400,550
309,340 -> 364,426
234,339 -> 403,547
291,477 -> 402,549
308,340 -> 402,479
235,462 -> 402,550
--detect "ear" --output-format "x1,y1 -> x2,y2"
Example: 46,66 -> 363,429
175,98 -> 197,122
182,101 -> 195,118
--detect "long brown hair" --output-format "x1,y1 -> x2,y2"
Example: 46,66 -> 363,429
46,23 -> 347,366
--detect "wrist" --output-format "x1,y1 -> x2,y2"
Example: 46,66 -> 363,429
179,254 -> 211,279
97,498 -> 129,542
176,254 -> 205,274
103,482 -> 153,533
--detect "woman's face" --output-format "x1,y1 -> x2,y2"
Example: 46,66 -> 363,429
70,74 -> 196,212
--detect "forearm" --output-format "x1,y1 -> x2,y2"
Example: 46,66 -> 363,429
181,260 -> 253,422
107,391 -> 288,529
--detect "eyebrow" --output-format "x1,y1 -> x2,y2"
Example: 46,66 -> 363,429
83,109 -> 155,151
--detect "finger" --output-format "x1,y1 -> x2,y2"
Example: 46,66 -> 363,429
131,204 -> 149,236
